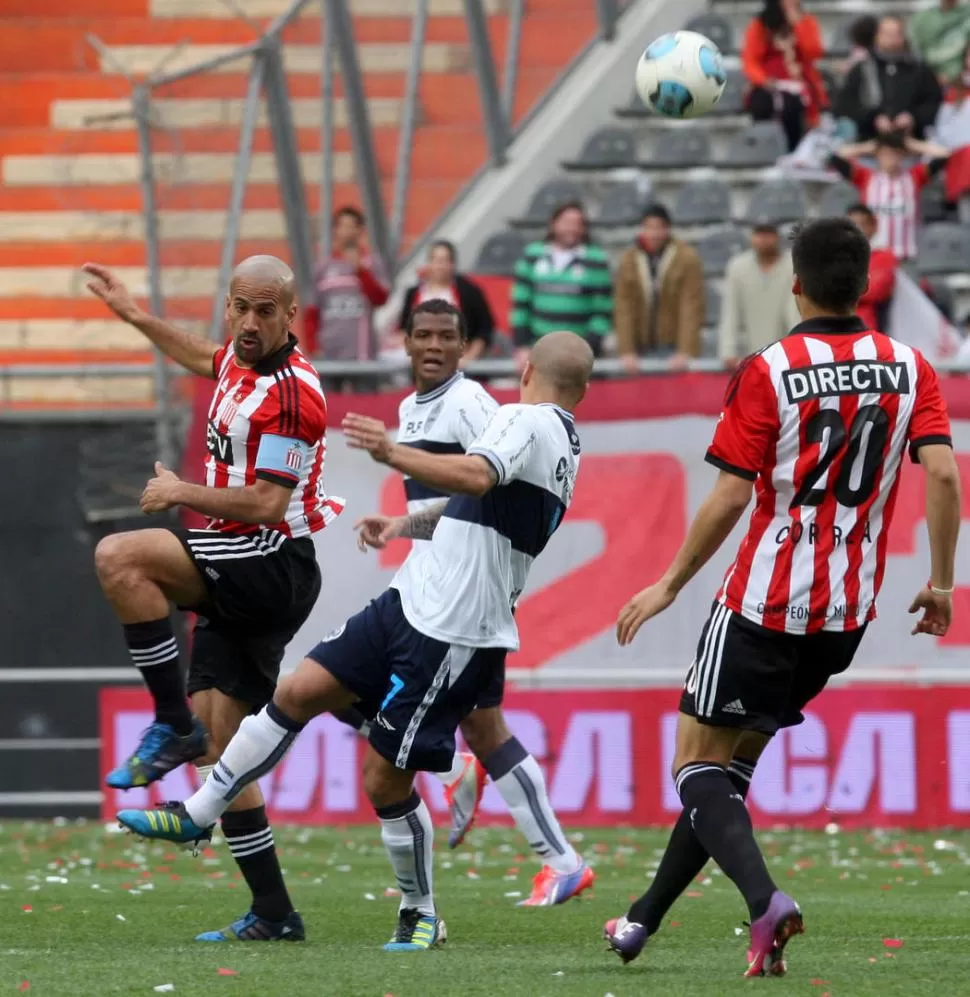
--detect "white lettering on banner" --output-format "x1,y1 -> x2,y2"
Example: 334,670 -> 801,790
550,712 -> 633,812
948,712 -> 970,812
480,711 -> 547,815
750,717 -> 828,816
828,713 -> 916,814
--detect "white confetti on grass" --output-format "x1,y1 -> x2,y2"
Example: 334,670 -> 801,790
153,985 -> 175,993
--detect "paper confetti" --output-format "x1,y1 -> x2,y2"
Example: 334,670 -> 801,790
883,938 -> 904,949
153,987 -> 175,993
217,969 -> 239,977
17,982 -> 29,992
21,906 -> 32,913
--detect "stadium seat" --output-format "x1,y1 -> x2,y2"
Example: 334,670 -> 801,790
616,84 -> 648,117
563,127 -> 637,169
649,129 -> 711,168
828,17 -> 853,57
710,69 -> 746,116
921,175 -> 949,224
596,181 -> 647,227
923,277 -> 956,320
705,285 -> 722,328
512,178 -> 585,226
722,122 -> 787,167
917,223 -> 970,275
744,179 -> 807,225
474,231 -> 527,276
694,227 -> 747,277
674,178 -> 731,226
819,181 -> 859,218
685,13 -> 734,54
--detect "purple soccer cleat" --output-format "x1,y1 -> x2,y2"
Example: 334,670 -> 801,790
744,890 -> 804,978
603,915 -> 648,964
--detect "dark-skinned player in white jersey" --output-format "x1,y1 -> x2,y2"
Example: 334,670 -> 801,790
604,217 -> 960,977
84,257 -> 343,943
337,298 -> 593,905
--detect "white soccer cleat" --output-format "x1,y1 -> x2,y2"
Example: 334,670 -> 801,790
444,752 -> 486,849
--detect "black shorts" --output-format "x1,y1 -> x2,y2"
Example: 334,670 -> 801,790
679,601 -> 867,735
174,527 -> 321,708
307,588 -> 506,772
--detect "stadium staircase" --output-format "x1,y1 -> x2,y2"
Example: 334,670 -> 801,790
0,0 -> 598,408
471,0 -> 968,355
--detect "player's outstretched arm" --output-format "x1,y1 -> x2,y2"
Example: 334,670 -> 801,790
354,500 -> 449,551
83,262 -> 219,379
909,443 -> 961,636
617,471 -> 753,646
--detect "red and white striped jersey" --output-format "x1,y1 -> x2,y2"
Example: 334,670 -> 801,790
707,315 -> 951,634
205,334 -> 344,537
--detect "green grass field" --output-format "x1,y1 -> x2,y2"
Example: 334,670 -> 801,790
2,822 -> 969,997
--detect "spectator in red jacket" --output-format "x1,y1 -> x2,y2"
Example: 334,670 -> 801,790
742,0 -> 828,151
303,206 -> 390,370
847,202 -> 897,330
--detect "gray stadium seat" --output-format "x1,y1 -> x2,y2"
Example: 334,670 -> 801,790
674,178 -> 731,225
924,277 -> 956,320
744,179 -> 806,225
563,126 -> 636,169
828,17 -> 853,57
819,181 -> 859,218
685,13 -> 734,53
513,178 -> 584,226
597,181 -> 646,227
711,69 -> 745,116
917,223 -> 970,275
722,121 -> 787,167
474,231 -> 527,276
694,227 -> 746,277
705,285 -> 722,328
649,129 -> 711,168
615,84 -> 647,118
921,174 -> 949,224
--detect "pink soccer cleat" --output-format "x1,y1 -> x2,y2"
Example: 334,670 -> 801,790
517,862 -> 595,907
744,891 -> 804,978
443,752 -> 486,849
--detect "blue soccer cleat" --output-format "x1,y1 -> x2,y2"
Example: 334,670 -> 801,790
383,908 -> 447,951
117,801 -> 213,850
106,718 -> 207,790
604,914 -> 649,964
195,909 -> 305,942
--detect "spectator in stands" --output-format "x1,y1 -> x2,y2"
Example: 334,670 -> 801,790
718,222 -> 800,367
911,0 -> 970,85
839,14 -> 878,81
304,206 -> 390,377
847,203 -> 897,330
397,240 -> 494,366
613,204 -> 704,373
935,44 -> 970,208
828,132 -> 951,259
742,0 -> 827,152
835,15 -> 943,141
510,201 -> 612,370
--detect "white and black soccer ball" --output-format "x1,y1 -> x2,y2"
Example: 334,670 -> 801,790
634,31 -> 727,119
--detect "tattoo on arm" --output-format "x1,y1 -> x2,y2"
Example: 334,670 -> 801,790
399,500 -> 448,540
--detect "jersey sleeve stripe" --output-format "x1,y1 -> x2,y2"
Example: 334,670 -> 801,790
467,447 -> 505,485
255,468 -> 300,488
909,433 -> 954,462
704,451 -> 758,481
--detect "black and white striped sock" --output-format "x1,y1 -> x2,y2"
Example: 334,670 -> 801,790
221,805 -> 293,924
123,618 -> 192,735
376,791 -> 435,916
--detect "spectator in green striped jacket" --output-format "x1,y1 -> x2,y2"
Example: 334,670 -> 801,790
510,202 -> 613,371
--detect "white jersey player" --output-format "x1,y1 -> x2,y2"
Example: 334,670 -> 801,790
118,323 -> 596,953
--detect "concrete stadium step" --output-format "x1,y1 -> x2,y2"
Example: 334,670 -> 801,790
0,0 -> 507,16
0,374 -> 155,407
0,319 -> 183,352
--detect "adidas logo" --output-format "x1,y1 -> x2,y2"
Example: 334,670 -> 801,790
722,699 -> 747,715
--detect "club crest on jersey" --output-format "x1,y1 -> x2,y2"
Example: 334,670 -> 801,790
422,399 -> 444,435
285,443 -> 304,473
783,360 -> 909,402
214,394 -> 240,430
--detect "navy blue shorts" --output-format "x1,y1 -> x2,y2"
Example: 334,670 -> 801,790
307,588 -> 507,772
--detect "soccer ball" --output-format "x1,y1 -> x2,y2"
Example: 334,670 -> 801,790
634,31 -> 727,119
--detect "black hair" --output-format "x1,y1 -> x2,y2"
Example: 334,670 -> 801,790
429,239 -> 458,266
406,297 -> 466,340
759,0 -> 789,35
846,202 -> 876,223
332,205 -> 364,227
641,202 -> 672,225
849,14 -> 878,50
875,131 -> 906,151
791,218 -> 870,314
545,200 -> 589,243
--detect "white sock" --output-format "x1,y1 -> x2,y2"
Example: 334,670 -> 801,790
486,740 -> 580,875
186,705 -> 300,828
435,750 -> 467,786
378,792 -> 435,915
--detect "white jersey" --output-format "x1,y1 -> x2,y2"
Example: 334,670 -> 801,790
392,402 -> 581,649
396,372 -> 498,532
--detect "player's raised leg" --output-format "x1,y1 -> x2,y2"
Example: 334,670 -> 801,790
96,529 -> 208,788
460,706 -> 593,906
190,688 -> 303,942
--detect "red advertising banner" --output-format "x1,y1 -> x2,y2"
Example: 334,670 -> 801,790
101,685 -> 970,829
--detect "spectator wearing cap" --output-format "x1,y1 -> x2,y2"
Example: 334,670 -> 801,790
742,0 -> 827,152
835,15 -> 943,141
911,0 -> 970,85
829,131 -> 950,259
398,240 -> 495,365
509,201 -> 613,371
719,222 -> 800,368
847,203 -> 897,330
614,204 -> 704,373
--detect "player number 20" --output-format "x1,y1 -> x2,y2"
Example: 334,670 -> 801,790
790,404 -> 891,509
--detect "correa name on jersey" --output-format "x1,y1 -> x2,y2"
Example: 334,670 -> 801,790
782,360 -> 910,402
